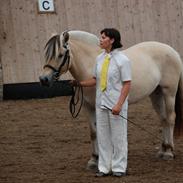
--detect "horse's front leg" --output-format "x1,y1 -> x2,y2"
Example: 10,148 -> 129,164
87,121 -> 98,171
84,103 -> 98,171
158,92 -> 175,160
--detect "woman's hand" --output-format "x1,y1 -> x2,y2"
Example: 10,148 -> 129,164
112,104 -> 122,115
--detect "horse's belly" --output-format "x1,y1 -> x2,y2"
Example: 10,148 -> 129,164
128,74 -> 160,104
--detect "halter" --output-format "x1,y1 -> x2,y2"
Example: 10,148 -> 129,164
43,45 -> 70,80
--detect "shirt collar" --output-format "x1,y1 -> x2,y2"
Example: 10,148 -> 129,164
104,48 -> 119,58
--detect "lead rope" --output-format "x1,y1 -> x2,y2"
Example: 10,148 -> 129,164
69,84 -> 83,118
101,105 -> 162,141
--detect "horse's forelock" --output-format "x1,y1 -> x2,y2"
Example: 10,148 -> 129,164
45,35 -> 61,61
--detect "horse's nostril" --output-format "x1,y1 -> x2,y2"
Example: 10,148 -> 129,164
44,77 -> 48,83
39,76 -> 49,86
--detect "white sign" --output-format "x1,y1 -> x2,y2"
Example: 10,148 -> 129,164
38,0 -> 55,12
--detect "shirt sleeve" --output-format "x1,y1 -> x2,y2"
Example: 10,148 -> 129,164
120,58 -> 132,82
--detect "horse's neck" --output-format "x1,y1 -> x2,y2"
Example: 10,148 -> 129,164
69,39 -> 100,80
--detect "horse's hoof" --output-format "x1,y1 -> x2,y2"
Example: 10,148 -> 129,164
156,151 -> 164,159
86,163 -> 98,172
162,152 -> 174,160
86,159 -> 98,172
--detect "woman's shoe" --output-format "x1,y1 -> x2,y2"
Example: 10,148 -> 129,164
95,171 -> 108,177
112,172 -> 126,177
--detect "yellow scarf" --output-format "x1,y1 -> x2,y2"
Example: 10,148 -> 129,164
100,54 -> 110,91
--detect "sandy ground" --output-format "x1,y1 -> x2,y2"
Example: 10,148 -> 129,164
0,96 -> 183,183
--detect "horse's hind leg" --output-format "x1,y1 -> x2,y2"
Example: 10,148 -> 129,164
150,86 -> 175,160
160,87 -> 176,160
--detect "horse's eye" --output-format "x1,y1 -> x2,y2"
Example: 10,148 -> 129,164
58,53 -> 63,58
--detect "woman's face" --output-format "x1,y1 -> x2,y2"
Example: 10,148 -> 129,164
99,33 -> 114,52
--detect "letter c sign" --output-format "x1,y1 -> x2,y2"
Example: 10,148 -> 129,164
38,0 -> 55,12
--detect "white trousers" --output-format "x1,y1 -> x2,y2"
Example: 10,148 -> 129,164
96,107 -> 128,173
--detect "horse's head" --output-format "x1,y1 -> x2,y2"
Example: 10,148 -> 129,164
39,31 -> 71,87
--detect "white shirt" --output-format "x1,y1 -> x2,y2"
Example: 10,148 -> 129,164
93,49 -> 132,112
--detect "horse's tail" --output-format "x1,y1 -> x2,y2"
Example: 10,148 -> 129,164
175,64 -> 183,137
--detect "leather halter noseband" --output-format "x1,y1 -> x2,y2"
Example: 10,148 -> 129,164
43,47 -> 70,79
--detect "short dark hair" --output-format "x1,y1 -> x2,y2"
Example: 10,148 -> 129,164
100,28 -> 123,50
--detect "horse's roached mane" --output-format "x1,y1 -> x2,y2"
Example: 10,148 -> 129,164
44,34 -> 60,62
69,30 -> 99,46
44,31 -> 99,62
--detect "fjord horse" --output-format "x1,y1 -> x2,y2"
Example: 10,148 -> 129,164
39,30 -> 183,170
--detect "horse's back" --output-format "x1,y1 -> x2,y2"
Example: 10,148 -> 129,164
125,42 -> 182,80
125,41 -> 182,65
123,42 -> 182,103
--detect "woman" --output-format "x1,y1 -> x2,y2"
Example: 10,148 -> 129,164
71,28 -> 131,177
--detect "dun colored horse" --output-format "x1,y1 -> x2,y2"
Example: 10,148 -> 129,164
39,30 -> 183,170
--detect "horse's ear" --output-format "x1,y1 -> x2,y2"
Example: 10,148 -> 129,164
51,32 -> 57,37
63,31 -> 69,43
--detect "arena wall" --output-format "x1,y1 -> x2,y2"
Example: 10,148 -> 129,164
0,0 -> 183,98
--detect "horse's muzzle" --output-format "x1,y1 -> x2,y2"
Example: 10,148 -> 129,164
39,75 -> 51,87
